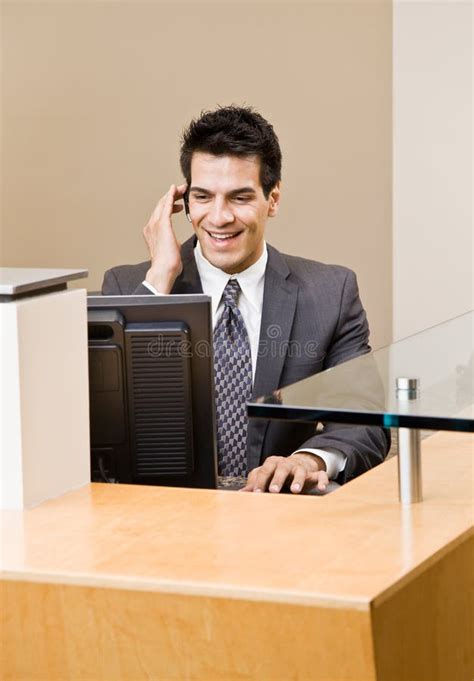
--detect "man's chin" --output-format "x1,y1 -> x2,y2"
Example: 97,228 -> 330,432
200,246 -> 243,273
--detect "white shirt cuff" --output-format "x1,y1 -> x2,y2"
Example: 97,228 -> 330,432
292,447 -> 347,479
142,280 -> 165,295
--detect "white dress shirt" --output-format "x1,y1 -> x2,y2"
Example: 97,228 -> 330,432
143,241 -> 346,479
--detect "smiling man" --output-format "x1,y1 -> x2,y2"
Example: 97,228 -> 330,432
102,105 -> 389,493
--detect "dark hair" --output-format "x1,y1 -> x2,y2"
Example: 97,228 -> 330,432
180,105 -> 282,198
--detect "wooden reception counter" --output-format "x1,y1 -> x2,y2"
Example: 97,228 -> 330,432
1,431 -> 473,681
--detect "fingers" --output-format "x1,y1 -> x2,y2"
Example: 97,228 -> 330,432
240,458 -> 278,493
240,466 -> 258,492
240,456 -> 331,494
171,184 -> 188,213
163,184 -> 181,215
304,469 -> 329,492
144,184 -> 186,241
240,457 -> 303,493
148,184 -> 187,223
268,460 -> 293,493
174,183 -> 187,195
142,183 -> 186,292
240,481 -> 254,492
166,182 -> 187,197
251,459 -> 279,493
289,465 -> 307,494
165,183 -> 187,209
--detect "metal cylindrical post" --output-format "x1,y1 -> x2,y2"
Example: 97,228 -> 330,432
397,427 -> 422,504
396,377 -> 422,504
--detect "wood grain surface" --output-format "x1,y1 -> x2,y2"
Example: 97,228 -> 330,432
1,430 -> 473,680
2,580 -> 377,681
372,534 -> 473,681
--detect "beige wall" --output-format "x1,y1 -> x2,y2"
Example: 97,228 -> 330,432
1,1 -> 392,347
393,0 -> 473,340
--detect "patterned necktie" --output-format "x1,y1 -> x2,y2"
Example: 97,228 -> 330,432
213,279 -> 253,476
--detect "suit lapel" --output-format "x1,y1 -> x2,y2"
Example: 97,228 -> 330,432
247,246 -> 298,470
253,245 -> 298,397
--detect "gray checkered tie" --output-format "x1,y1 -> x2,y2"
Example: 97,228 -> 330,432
213,279 -> 252,476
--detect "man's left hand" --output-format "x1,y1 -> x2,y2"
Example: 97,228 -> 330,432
240,453 -> 329,494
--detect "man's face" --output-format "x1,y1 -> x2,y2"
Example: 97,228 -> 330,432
187,152 -> 280,274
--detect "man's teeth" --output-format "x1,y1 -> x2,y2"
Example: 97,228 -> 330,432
209,232 -> 238,240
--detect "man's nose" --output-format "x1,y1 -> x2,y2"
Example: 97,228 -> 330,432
208,200 -> 234,227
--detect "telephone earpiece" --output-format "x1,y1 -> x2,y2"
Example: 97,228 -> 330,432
183,190 -> 192,223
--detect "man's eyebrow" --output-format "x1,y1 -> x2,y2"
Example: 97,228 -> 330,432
189,186 -> 211,194
228,187 -> 257,196
189,186 -> 257,196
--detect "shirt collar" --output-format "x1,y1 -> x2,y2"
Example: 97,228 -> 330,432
194,240 -> 268,317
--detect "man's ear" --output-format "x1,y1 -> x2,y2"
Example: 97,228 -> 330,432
268,182 -> 281,217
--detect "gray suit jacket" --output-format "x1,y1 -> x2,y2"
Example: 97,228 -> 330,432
102,237 -> 389,483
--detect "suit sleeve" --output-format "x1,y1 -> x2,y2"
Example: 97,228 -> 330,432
325,269 -> 371,367
297,269 -> 390,483
101,268 -> 122,295
101,268 -> 154,296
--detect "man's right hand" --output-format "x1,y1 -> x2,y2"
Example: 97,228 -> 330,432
143,183 -> 188,294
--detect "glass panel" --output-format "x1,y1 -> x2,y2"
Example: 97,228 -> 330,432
248,311 -> 474,432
